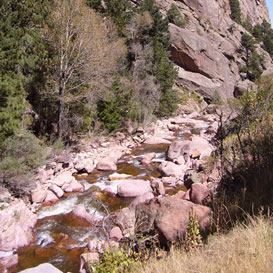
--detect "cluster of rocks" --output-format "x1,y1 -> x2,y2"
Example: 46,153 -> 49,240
30,144 -> 132,210
0,106 -> 221,272
79,111 -> 221,270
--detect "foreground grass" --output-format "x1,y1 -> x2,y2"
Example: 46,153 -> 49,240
137,216 -> 273,273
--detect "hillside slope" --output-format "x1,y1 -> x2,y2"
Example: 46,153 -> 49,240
154,0 -> 273,101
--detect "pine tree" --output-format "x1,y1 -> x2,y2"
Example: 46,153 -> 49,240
241,33 -> 262,81
229,0 -> 242,24
106,0 -> 132,35
140,0 -> 179,116
0,0 -> 51,144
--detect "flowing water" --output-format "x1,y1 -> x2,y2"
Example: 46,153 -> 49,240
15,118 -> 210,273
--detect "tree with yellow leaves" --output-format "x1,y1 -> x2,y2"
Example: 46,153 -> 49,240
49,0 -> 126,138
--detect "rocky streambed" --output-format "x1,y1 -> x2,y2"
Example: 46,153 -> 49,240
0,109 -> 221,273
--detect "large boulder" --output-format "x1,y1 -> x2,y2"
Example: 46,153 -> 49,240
135,196 -> 212,246
0,200 -> 37,251
151,178 -> 165,195
176,66 -> 222,99
31,188 -> 47,203
129,192 -> 154,210
113,207 -> 136,237
48,184 -> 64,198
62,179 -> 84,193
158,161 -> 185,178
79,252 -> 99,273
108,149 -> 124,163
190,183 -> 210,205
166,140 -> 191,162
18,263 -> 63,273
69,205 -> 101,225
96,157 -> 117,171
141,152 -> 156,165
43,190 -> 59,204
109,226 -> 123,241
117,179 -> 152,198
167,136 -> 212,161
74,158 -> 94,173
52,170 -> 74,187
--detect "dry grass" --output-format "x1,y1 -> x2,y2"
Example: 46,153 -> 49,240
136,216 -> 273,273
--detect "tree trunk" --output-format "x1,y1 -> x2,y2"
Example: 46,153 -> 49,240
57,86 -> 64,138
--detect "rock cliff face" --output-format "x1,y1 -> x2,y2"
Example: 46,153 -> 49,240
155,0 -> 273,101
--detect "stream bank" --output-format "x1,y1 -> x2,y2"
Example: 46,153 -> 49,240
0,105 -> 221,273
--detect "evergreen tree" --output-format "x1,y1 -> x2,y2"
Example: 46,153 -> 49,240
252,24 -> 264,42
229,0 -> 242,24
86,0 -> 104,12
140,0 -> 179,116
241,33 -> 262,81
0,0 -> 51,144
106,0 -> 132,35
97,77 -> 133,131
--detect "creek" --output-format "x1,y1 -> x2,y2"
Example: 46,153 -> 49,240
15,118 -> 210,273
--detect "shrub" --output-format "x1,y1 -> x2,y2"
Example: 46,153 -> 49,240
90,233 -> 159,273
167,3 -> 189,28
91,248 -> 139,273
0,130 -> 47,197
212,90 -> 223,106
184,209 -> 202,251
214,75 -> 273,223
125,0 -> 179,119
249,20 -> 273,57
97,99 -> 121,132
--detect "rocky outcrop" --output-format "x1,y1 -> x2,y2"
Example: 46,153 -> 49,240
240,0 -> 270,25
0,200 -> 37,252
154,0 -> 273,101
169,23 -> 236,100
